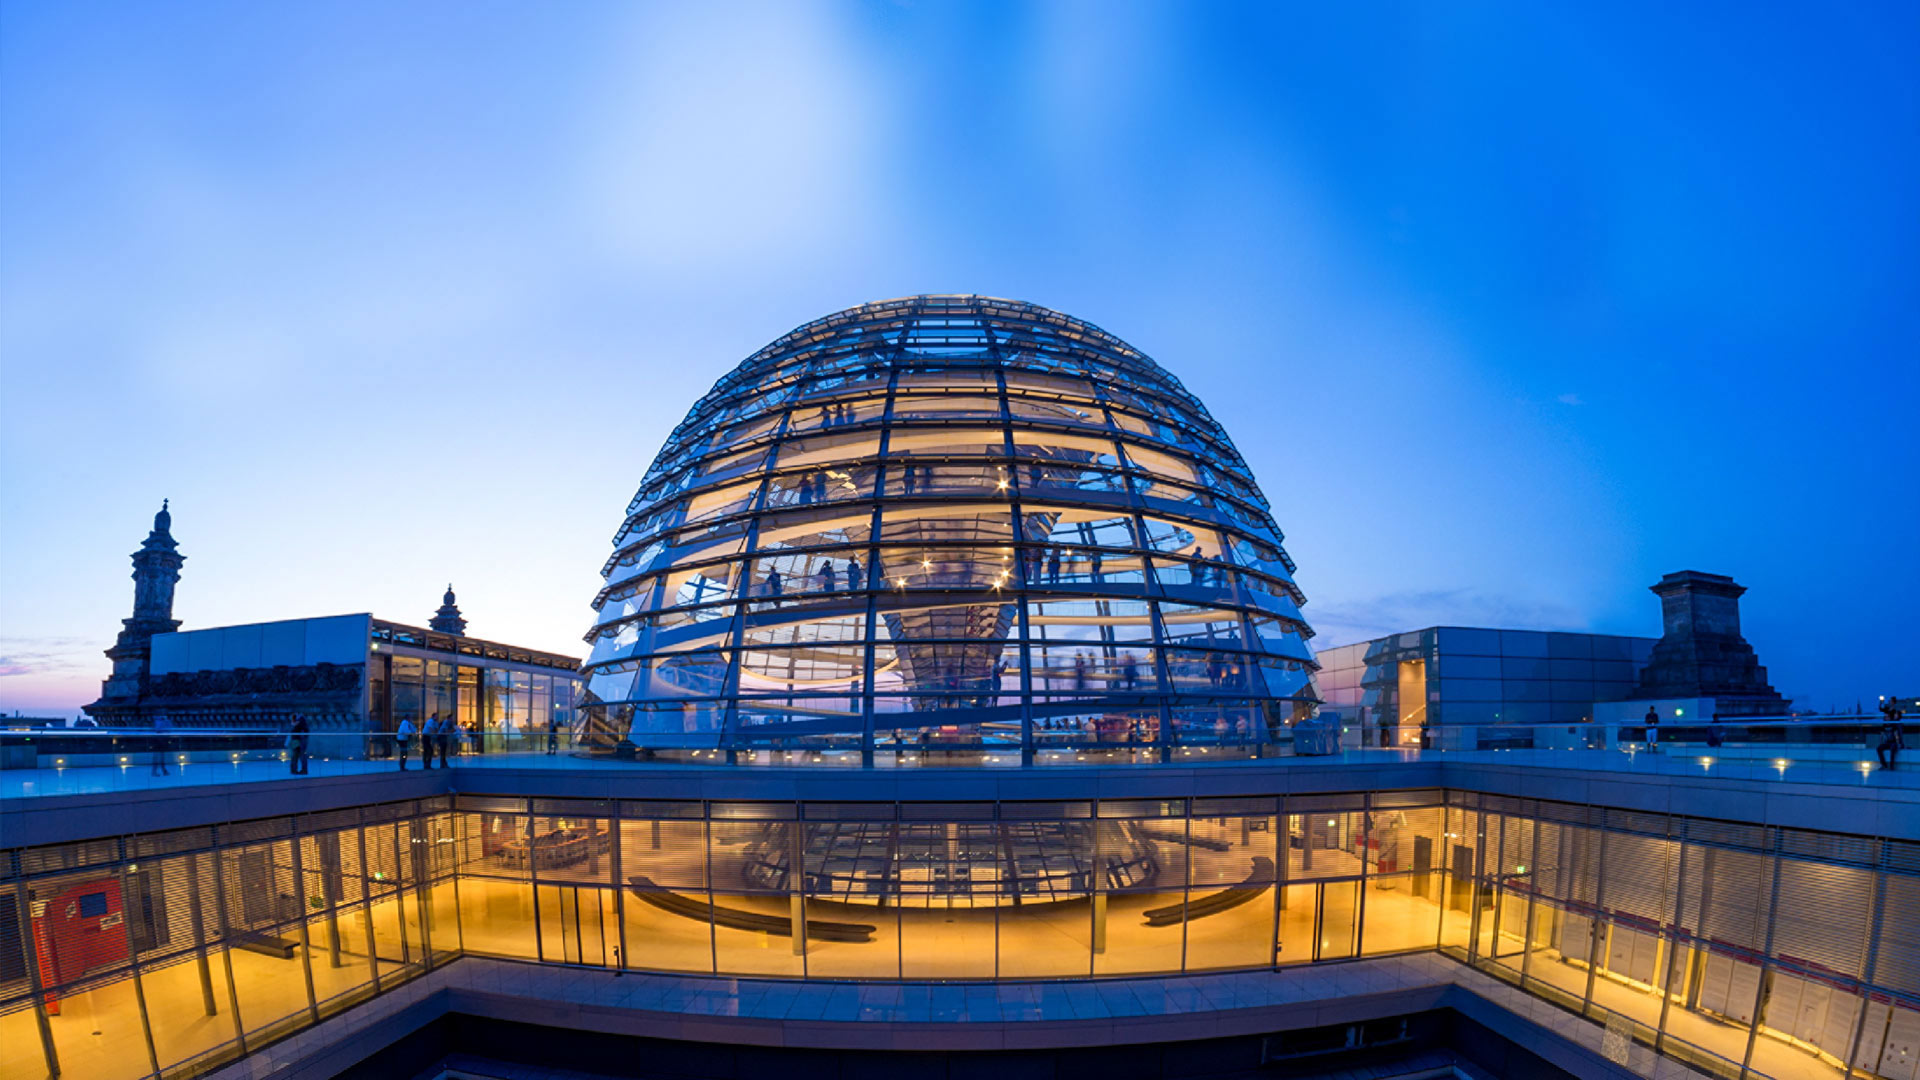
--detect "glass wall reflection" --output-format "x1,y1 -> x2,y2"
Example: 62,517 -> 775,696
2,790 -> 1914,1080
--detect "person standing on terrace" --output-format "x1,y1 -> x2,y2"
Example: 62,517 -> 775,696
149,712 -> 172,776
1879,697 -> 1905,771
288,714 -> 310,775
395,715 -> 416,770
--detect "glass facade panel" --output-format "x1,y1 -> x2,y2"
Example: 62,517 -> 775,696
535,885 -> 615,967
1182,811 -> 1278,971
390,655 -> 423,732
709,892 -> 806,978
425,660 -> 455,726
48,969 -> 149,1080
0,1006 -> 46,1080
217,839 -> 311,1041
618,816 -> 713,974
137,950 -> 241,1076
1318,880 -> 1359,961
1361,874 -> 1441,955
1095,888 -> 1187,975
997,899 -> 1092,979
0,792 -> 1891,1080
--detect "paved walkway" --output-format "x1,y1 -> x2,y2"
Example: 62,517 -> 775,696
4,742 -> 1917,801
0,754 -> 425,799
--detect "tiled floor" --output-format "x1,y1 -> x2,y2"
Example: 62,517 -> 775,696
29,927 -> 1855,1080
186,952 -> 1698,1080
0,755 -> 421,799
1506,948 -> 1851,1080
449,871 -> 1468,981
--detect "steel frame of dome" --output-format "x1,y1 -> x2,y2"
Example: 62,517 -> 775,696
580,295 -> 1317,764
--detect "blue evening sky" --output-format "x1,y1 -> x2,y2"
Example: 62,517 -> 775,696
2,2 -> 1915,713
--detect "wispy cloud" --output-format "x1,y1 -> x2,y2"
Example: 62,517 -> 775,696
1556,392 -> 1584,406
0,637 -> 96,679
1309,588 -> 1589,650
578,4 -> 895,276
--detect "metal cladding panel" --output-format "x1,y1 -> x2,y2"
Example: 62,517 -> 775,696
260,618 -> 308,666
1878,874 -> 1920,995
1602,830 -> 1676,927
218,626 -> 264,669
1772,857 -> 1876,979
186,629 -> 224,672
148,632 -> 190,675
303,614 -> 373,665
1689,844 -> 1775,954
142,614 -> 371,673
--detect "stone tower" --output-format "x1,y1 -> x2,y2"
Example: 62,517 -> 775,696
1630,570 -> 1788,716
430,584 -> 468,636
92,501 -> 186,713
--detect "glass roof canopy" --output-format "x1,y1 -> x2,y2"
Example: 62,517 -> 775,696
580,296 -> 1317,762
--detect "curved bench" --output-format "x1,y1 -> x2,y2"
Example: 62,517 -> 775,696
229,930 -> 299,958
625,876 -> 876,943
1141,856 -> 1274,926
1136,825 -> 1233,852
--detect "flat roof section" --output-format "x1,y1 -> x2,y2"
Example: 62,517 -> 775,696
6,749 -> 1918,848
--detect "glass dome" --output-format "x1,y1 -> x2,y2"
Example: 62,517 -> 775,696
581,296 -> 1316,763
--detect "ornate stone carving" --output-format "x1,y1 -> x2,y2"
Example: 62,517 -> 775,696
145,662 -> 364,701
88,501 -> 186,714
430,584 -> 468,636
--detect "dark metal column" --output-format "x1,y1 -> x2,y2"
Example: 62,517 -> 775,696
182,849 -> 218,1014
12,866 -> 60,1077
117,841 -> 164,1079
1842,840 -> 1892,1080
319,830 -> 344,970
205,835 -> 249,1056
1738,828 -> 1788,1079
1579,820 -> 1610,1011
287,829 -> 320,1022
610,802 -> 628,972
354,825 -> 381,994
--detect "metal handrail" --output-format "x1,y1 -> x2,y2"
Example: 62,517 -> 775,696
1,715 -> 1906,771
